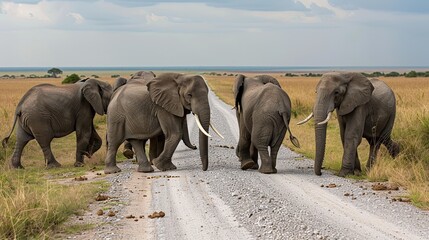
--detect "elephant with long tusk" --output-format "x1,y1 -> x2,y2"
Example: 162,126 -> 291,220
298,72 -> 400,177
104,73 -> 223,174
112,71 -> 200,161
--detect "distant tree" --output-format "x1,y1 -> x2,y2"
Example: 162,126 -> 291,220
405,70 -> 417,78
62,73 -> 80,84
91,75 -> 99,78
47,68 -> 63,78
111,74 -> 120,78
385,72 -> 400,77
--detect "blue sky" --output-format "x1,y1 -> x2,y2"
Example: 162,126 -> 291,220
1,0 -> 428,67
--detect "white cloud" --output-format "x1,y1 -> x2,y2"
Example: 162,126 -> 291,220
0,1 -> 51,22
145,13 -> 169,25
68,12 -> 84,24
296,0 -> 352,18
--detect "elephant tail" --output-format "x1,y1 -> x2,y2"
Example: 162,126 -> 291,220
2,111 -> 20,148
281,112 -> 300,148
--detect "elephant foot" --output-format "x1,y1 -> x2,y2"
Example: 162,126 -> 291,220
104,165 -> 122,174
354,169 -> 362,176
259,165 -> 277,174
137,164 -> 154,173
11,162 -> 24,169
73,161 -> 85,167
389,142 -> 400,158
153,159 -> 177,171
123,149 -> 134,159
240,159 -> 255,170
338,168 -> 354,177
251,162 -> 259,170
47,160 -> 62,169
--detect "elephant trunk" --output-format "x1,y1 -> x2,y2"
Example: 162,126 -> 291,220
193,103 -> 210,171
314,96 -> 330,176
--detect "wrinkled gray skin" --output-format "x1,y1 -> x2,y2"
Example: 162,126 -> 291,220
112,71 -> 197,161
2,79 -> 113,168
312,72 -> 399,177
233,74 -> 300,174
105,73 -> 210,174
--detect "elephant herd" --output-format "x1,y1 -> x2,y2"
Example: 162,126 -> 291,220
2,71 -> 400,177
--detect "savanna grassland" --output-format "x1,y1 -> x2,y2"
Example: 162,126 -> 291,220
0,75 -> 119,239
0,72 -> 428,238
205,74 -> 429,209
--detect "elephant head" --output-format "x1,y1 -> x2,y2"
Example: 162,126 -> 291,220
147,73 -> 222,171
299,72 -> 374,175
80,79 -> 113,115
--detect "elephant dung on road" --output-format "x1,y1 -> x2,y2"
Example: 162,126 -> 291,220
104,73 -> 223,174
298,72 -> 400,177
2,79 -> 113,168
233,74 -> 300,174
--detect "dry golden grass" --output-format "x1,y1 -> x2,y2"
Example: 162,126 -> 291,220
206,74 -> 429,209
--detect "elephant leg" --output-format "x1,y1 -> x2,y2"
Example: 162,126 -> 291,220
35,135 -> 60,169
269,127 -> 286,171
238,125 -> 255,170
339,112 -> 365,177
366,138 -> 381,171
354,152 -> 362,176
256,145 -> 276,174
383,137 -> 400,158
122,140 -> 134,159
104,140 -> 122,174
149,135 -> 164,164
152,134 -> 180,171
156,134 -> 165,159
152,112 -> 181,171
250,143 -> 259,170
88,128 -> 102,156
129,139 -> 153,173
104,122 -> 123,174
75,127 -> 93,167
10,125 -> 33,169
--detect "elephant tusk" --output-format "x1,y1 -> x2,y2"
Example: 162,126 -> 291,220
317,112 -> 332,125
210,123 -> 224,139
297,112 -> 314,125
194,114 -> 212,138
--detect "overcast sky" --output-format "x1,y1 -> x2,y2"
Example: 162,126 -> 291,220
1,0 -> 429,67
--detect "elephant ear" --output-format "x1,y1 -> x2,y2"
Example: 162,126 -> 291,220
338,73 -> 375,116
82,79 -> 104,115
233,74 -> 245,112
147,76 -> 184,117
257,75 -> 281,88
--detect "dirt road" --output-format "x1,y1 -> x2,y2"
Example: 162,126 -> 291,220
71,90 -> 429,240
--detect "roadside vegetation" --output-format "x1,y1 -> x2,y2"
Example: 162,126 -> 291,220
206,74 -> 429,209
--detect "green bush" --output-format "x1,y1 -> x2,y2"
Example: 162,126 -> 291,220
62,74 -> 81,84
385,71 -> 400,77
405,71 -> 417,77
111,74 -> 120,78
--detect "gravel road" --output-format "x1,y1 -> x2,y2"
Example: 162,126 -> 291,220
68,89 -> 429,240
